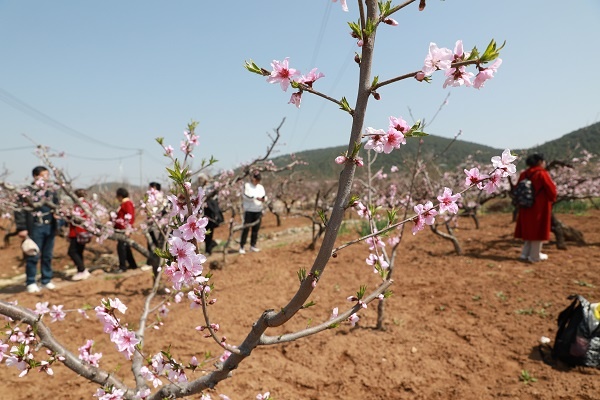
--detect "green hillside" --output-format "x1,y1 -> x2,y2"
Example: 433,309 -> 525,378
271,121 -> 600,180
523,121 -> 600,163
271,135 -> 501,180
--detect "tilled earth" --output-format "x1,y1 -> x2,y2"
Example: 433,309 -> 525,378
1,210 -> 599,399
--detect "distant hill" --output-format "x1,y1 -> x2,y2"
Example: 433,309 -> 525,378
270,121 -> 600,180
522,121 -> 600,163
271,135 -> 501,180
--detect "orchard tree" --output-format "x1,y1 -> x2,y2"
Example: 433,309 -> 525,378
0,1 -> 513,399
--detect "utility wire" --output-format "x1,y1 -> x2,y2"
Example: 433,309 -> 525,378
63,152 -> 140,161
289,1 -> 333,147
0,143 -> 141,162
0,87 -> 140,151
299,44 -> 355,148
0,145 -> 36,152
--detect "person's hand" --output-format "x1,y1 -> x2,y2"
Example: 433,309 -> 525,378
17,230 -> 28,239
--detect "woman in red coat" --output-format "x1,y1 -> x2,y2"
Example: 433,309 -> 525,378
514,153 -> 557,262
114,187 -> 138,272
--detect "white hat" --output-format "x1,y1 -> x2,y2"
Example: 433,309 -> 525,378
21,237 -> 40,256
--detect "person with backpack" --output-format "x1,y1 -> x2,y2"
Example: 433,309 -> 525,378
514,153 -> 557,262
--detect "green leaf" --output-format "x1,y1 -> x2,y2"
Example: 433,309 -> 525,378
317,209 -> 328,225
371,75 -> 379,88
480,39 -> 505,63
404,120 -> 429,138
387,208 -> 397,225
364,17 -> 376,36
406,131 -> 429,138
347,194 -> 360,209
351,141 -> 362,157
339,97 -> 353,114
297,268 -> 307,283
378,0 -> 392,17
302,301 -> 316,309
466,46 -> 479,61
357,285 -> 367,300
244,59 -> 266,75
347,21 -> 362,40
376,264 -> 389,279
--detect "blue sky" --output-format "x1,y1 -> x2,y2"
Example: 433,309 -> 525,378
1,1 -> 599,187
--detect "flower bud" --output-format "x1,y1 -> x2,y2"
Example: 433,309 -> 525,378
415,71 -> 426,82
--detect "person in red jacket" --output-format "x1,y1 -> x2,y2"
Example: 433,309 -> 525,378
114,187 -> 138,272
69,189 -> 92,281
514,153 -> 557,262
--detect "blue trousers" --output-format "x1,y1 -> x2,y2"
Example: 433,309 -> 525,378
26,223 -> 55,285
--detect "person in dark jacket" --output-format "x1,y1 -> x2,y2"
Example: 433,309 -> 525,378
145,181 -> 167,281
14,166 -> 60,293
514,153 -> 557,262
198,174 -> 223,256
68,189 -> 92,281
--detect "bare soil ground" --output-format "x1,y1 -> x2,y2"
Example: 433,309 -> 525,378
1,209 -> 600,400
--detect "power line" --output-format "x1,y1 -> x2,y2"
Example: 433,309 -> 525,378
309,1 -> 333,69
62,152 -> 140,161
0,87 -> 140,151
299,44 -> 356,148
290,1 -> 333,147
0,144 -> 141,161
0,145 -> 36,152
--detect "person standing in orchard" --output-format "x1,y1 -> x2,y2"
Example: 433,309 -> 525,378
514,153 -> 557,262
145,181 -> 167,280
14,166 -> 61,293
68,189 -> 93,281
198,173 -> 223,256
239,171 -> 267,254
114,187 -> 138,272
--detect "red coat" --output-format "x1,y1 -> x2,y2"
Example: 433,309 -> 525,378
115,198 -> 135,230
514,166 -> 557,241
68,200 -> 91,238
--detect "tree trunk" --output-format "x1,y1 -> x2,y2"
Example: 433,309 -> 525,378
551,214 -> 586,250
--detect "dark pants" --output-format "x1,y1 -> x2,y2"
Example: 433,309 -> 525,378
147,228 -> 165,278
117,240 -> 137,270
68,238 -> 86,272
26,223 -> 55,285
205,221 -> 218,255
240,211 -> 262,248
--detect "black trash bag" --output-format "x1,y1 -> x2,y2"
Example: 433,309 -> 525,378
550,294 -> 600,367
